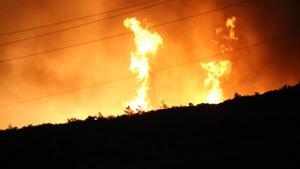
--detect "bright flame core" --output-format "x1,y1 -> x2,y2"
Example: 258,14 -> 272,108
201,60 -> 232,103
124,18 -> 163,112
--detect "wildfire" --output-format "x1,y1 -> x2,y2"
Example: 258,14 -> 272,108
202,16 -> 238,104
201,60 -> 231,104
124,18 -> 163,112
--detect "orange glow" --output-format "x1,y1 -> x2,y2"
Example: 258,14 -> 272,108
124,18 -> 163,112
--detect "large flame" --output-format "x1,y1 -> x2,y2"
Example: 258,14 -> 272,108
124,18 -> 163,112
202,16 -> 238,104
201,60 -> 231,103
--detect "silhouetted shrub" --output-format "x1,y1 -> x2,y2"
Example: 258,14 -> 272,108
280,85 -> 289,90
67,118 -> 79,123
85,116 -> 97,121
107,115 -> 115,120
7,124 -> 18,131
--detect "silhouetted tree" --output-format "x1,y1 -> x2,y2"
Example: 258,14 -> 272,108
160,100 -> 169,109
124,106 -> 134,116
98,112 -> 104,119
234,92 -> 241,98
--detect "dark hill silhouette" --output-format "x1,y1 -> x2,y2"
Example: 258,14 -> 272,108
0,83 -> 299,169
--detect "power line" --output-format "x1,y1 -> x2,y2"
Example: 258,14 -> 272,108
149,0 -> 254,29
0,0 -> 254,63
0,32 -> 130,62
0,0 -> 175,46
0,31 -> 298,108
0,75 -> 133,108
153,31 -> 299,72
0,0 -> 165,37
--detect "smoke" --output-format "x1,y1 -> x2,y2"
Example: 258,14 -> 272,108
216,0 -> 300,96
0,0 -> 299,128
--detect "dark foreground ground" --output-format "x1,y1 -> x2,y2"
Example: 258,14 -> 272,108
0,84 -> 299,169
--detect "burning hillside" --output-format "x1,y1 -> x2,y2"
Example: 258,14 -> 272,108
122,16 -> 237,110
0,83 -> 299,168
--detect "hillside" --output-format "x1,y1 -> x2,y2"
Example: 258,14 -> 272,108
0,83 -> 299,169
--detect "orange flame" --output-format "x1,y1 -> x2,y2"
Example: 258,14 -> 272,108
224,16 -> 238,41
202,16 -> 237,104
201,60 -> 231,103
124,18 -> 163,112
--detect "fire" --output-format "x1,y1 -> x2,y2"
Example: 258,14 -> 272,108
201,60 -> 231,104
124,18 -> 163,112
202,16 -> 237,104
224,16 -> 238,41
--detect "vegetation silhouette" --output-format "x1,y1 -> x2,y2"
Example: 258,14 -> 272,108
0,83 -> 299,169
